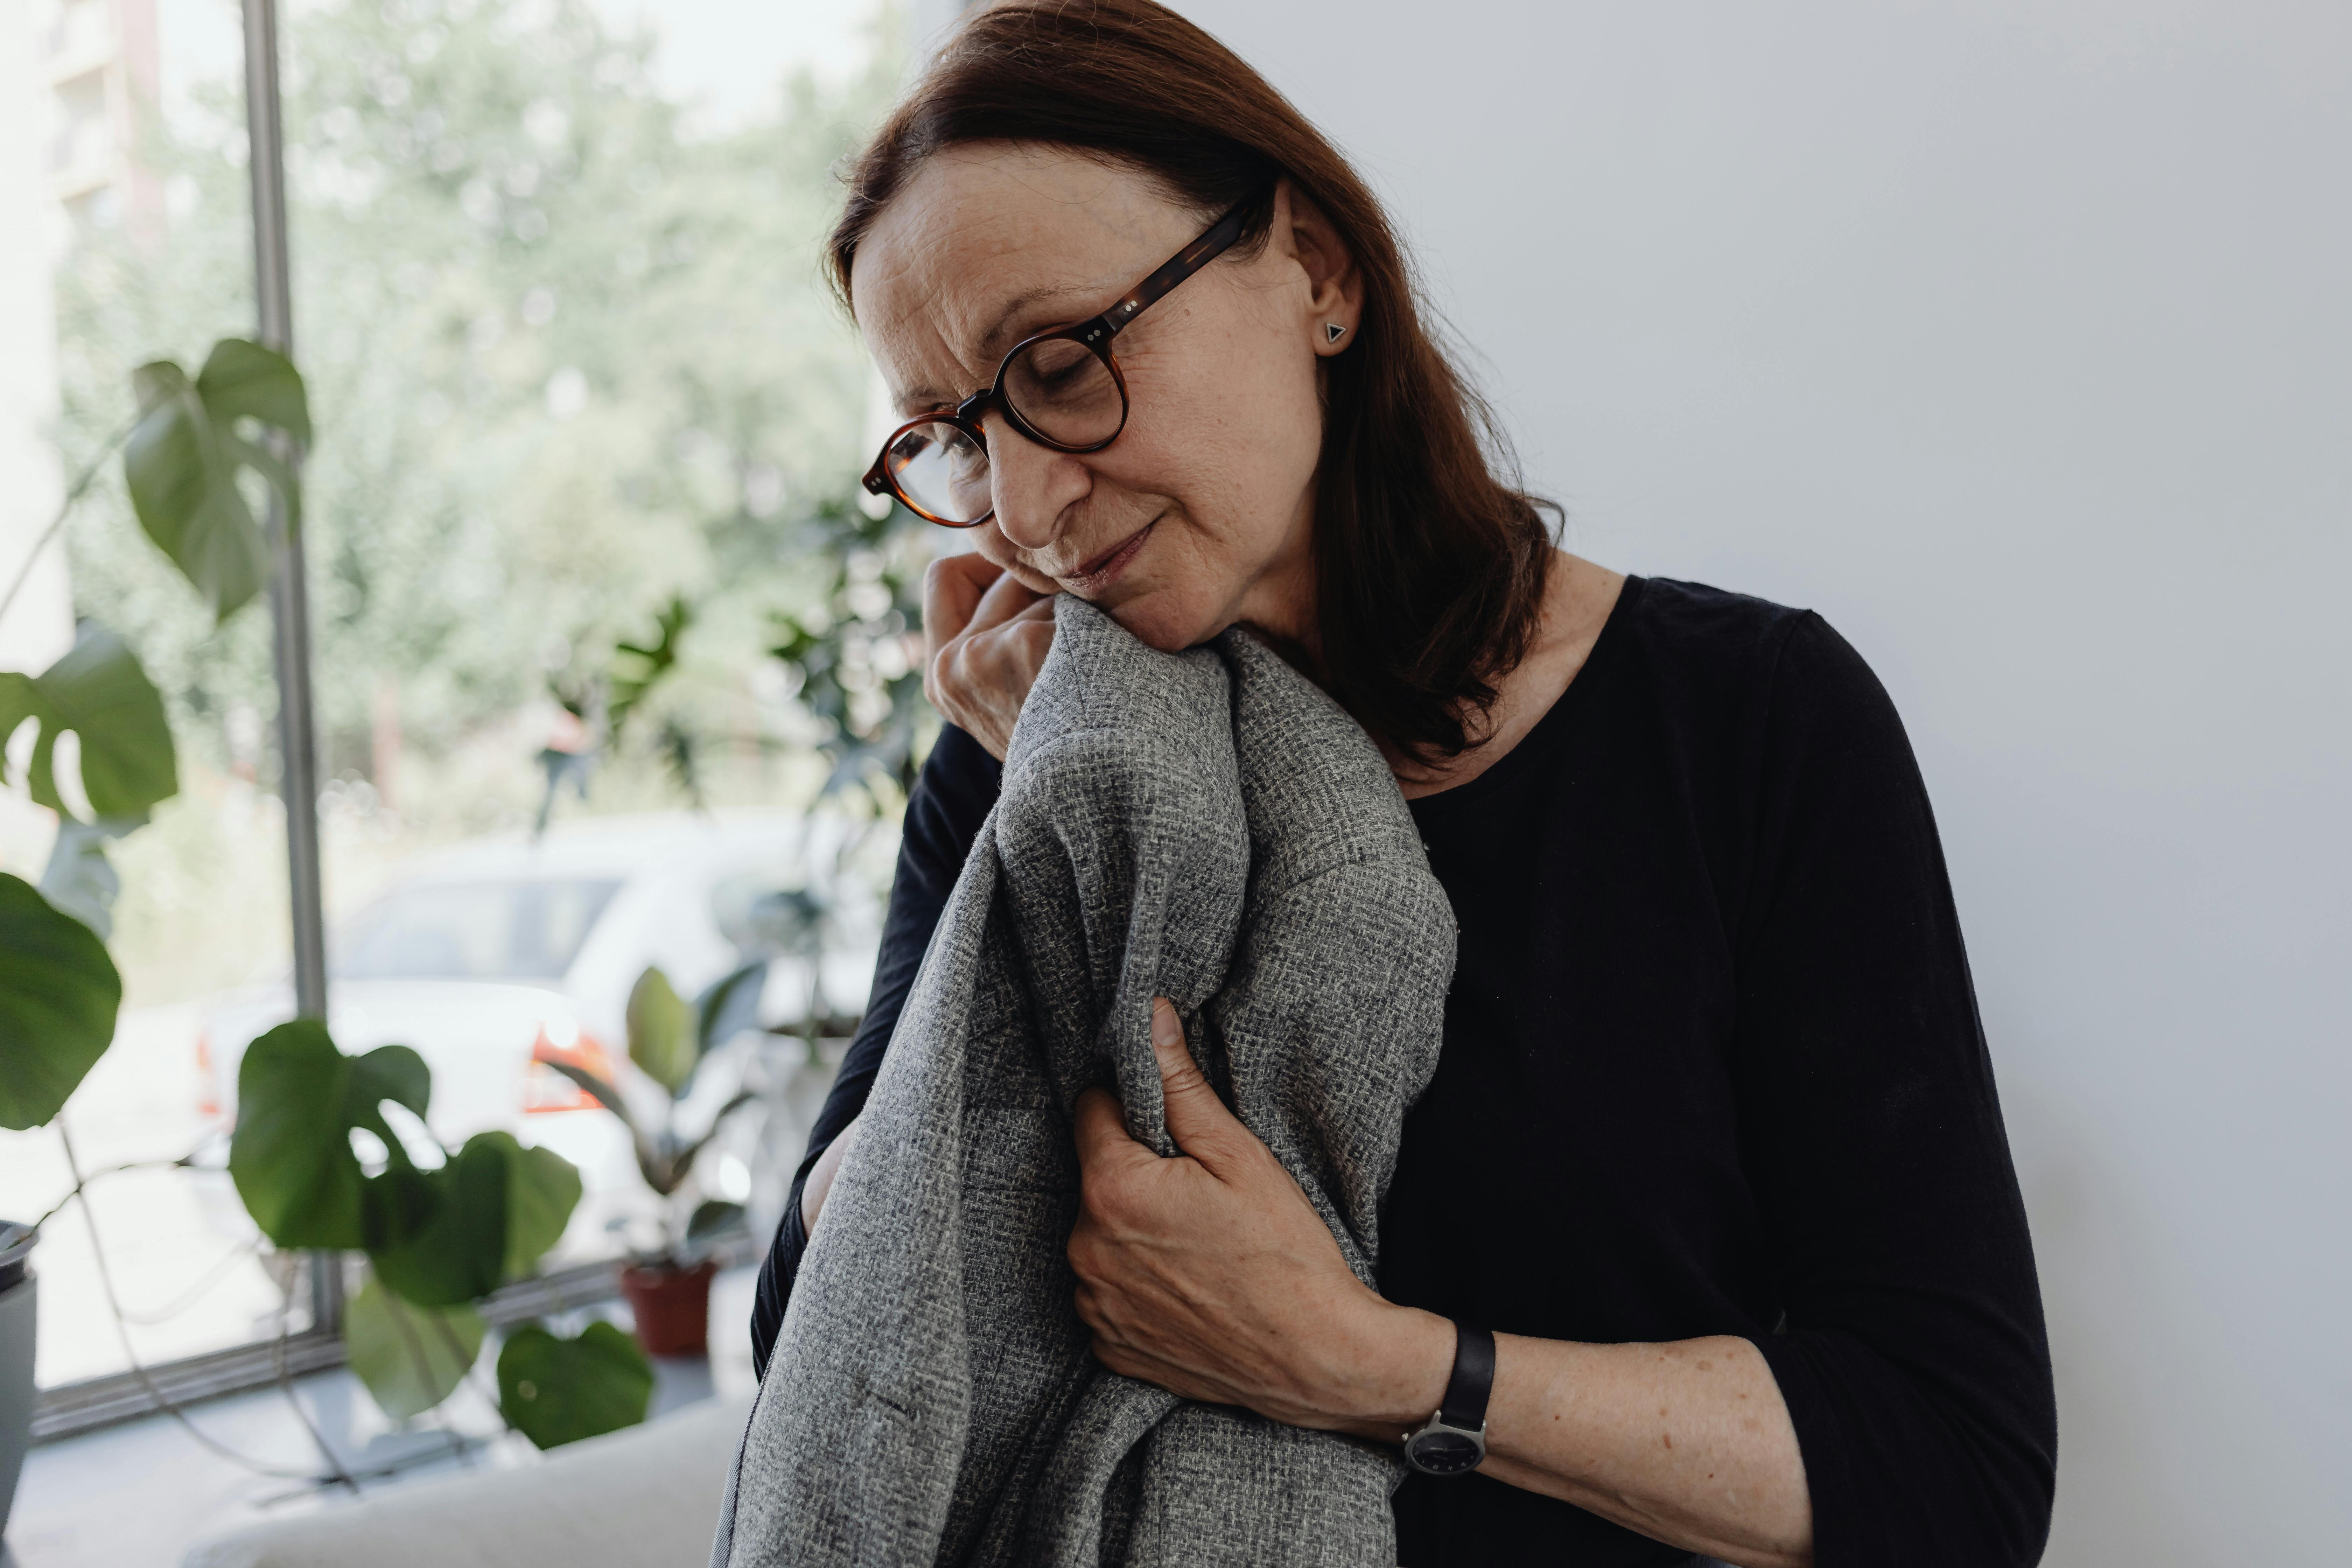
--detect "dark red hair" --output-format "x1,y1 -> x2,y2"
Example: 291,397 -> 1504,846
830,0 -> 1554,763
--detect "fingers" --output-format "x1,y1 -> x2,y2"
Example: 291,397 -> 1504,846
929,581 -> 1055,760
1149,998 -> 1252,1170
965,558 -> 1051,636
1072,1085 -> 1146,1175
922,552 -> 1003,654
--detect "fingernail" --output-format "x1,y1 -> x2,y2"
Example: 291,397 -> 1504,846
1151,998 -> 1183,1054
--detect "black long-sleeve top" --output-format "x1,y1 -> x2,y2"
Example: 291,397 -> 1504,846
751,576 -> 2057,1568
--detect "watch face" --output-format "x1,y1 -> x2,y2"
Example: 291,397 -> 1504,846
1406,1428 -> 1483,1476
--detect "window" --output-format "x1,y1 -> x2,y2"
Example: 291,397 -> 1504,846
3,0 -> 910,1430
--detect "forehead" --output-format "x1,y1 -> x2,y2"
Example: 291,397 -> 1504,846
852,144 -> 1202,406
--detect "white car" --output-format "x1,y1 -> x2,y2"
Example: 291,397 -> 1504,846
196,810 -> 889,1255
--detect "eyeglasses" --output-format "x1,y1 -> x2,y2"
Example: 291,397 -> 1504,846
861,201 -> 1252,528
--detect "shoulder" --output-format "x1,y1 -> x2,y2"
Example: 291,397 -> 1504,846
1622,576 -> 1888,715
1605,576 -> 1816,732
1619,575 -> 1814,672
1601,578 -> 1914,800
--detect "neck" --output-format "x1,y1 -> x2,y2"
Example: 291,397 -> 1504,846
1228,489 -> 1323,672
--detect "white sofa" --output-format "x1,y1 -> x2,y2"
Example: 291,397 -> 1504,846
182,1395 -> 750,1568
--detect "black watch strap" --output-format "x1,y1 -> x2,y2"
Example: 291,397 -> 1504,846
1438,1322 -> 1496,1430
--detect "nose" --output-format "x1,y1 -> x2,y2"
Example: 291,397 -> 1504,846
984,414 -> 1090,554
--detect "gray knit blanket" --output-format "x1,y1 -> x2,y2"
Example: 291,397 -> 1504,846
714,596 -> 1456,1567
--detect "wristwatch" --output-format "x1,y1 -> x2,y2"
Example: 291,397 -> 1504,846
1402,1321 -> 1494,1477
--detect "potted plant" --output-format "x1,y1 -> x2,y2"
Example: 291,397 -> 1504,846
543,962 -> 767,1355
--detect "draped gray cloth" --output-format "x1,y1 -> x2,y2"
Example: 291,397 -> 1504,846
714,596 -> 1456,1567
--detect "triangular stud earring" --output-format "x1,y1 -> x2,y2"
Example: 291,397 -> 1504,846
1325,322 -> 1347,344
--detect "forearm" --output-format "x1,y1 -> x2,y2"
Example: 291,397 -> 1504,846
1485,1332 -> 1809,1567
1323,1308 -> 1812,1568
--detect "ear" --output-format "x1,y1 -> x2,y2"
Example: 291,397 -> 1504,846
1274,179 -> 1363,357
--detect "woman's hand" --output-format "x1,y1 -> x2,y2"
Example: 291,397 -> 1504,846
1068,998 -> 1453,1431
1068,999 -> 1815,1567
924,552 -> 1055,761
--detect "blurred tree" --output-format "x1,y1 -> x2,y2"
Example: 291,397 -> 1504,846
765,497 -> 930,810
50,0 -> 903,811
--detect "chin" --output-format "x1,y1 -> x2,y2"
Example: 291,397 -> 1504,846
1101,583 -> 1226,653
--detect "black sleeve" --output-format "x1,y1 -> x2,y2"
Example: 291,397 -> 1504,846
748,723 -> 1003,1380
1735,615 -> 2057,1566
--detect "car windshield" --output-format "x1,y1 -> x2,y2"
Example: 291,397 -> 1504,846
333,878 -> 623,981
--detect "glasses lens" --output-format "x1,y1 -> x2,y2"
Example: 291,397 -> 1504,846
884,419 -> 992,525
1003,336 -> 1125,448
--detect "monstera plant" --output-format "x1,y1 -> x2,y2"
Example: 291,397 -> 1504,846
0,339 -> 282,1133
0,340 -> 649,1464
228,1018 -> 651,1444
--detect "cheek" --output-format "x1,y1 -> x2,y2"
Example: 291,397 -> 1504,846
1115,327 -> 1322,548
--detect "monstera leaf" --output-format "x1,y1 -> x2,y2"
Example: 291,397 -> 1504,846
229,1021 -> 430,1250
231,1024 -> 586,1305
0,623 -> 177,823
365,1136 -> 509,1307
344,1270 -> 485,1421
366,1130 -> 583,1306
122,339 -> 309,621
0,873 -> 121,1130
497,1321 -> 653,1449
492,1131 -> 583,1279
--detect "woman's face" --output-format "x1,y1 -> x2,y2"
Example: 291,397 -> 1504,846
852,143 -> 1359,652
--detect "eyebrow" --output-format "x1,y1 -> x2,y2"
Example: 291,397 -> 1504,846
895,280 -> 1099,413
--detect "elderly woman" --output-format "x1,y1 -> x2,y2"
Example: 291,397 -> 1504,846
751,4 -> 2056,1566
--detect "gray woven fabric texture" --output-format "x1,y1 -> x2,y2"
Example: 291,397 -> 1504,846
716,595 -> 1457,1567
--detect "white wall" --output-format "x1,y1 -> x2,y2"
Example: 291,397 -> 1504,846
1167,2 -> 2352,1561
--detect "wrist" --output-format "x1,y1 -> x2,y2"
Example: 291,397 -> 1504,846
1318,1297 -> 1456,1442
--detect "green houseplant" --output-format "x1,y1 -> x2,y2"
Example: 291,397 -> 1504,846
0,342 -> 653,1494
541,961 -> 766,1355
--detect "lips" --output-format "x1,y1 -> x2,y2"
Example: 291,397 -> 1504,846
1059,522 -> 1155,595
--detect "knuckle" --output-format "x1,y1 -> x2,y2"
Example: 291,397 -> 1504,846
938,643 -> 975,701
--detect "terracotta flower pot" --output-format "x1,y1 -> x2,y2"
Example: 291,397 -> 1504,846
619,1257 -> 718,1356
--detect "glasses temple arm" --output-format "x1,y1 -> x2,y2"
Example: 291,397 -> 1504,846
1097,201 -> 1254,339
